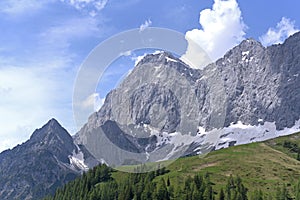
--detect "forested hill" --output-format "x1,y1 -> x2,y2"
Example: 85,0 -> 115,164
44,163 -> 249,200
44,132 -> 300,200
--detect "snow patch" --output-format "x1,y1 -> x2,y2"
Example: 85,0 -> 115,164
99,158 -> 108,166
141,120 -> 300,162
152,50 -> 164,55
216,120 -> 300,149
68,144 -> 89,171
229,121 -> 252,129
166,56 -> 178,63
242,51 -> 249,56
241,51 -> 253,63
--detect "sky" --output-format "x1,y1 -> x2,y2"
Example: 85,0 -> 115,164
0,0 -> 299,152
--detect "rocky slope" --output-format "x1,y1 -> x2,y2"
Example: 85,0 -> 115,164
75,32 -> 300,166
0,119 -> 98,200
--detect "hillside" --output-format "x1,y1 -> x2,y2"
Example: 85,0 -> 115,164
45,131 -> 300,200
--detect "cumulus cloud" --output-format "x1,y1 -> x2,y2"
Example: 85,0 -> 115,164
139,19 -> 152,32
259,17 -> 299,46
181,0 -> 247,69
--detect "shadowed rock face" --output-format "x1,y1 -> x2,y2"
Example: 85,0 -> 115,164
0,119 -> 97,200
76,32 -> 300,165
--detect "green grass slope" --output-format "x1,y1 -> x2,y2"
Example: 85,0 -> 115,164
46,132 -> 300,199
114,132 -> 300,197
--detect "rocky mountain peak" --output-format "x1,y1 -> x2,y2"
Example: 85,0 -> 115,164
137,51 -> 179,66
30,118 -> 73,145
282,31 -> 300,46
217,38 -> 265,67
240,38 -> 264,47
0,119 -> 82,200
75,32 -> 300,166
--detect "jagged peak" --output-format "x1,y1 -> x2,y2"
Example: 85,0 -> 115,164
281,31 -> 300,46
240,38 -> 264,47
47,118 -> 62,127
29,118 -> 70,142
136,51 -> 183,66
218,37 -> 265,62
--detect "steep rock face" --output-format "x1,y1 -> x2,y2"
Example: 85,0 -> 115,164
75,52 -> 215,165
216,34 -> 300,129
76,32 -> 300,165
90,52 -> 203,133
0,119 -> 98,200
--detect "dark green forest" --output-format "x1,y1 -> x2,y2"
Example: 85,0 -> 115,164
43,132 -> 300,200
43,163 -> 300,200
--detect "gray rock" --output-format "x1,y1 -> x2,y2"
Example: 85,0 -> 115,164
75,32 -> 300,166
0,119 -> 98,200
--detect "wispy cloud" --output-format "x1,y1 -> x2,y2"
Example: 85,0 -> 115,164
0,11 -> 104,152
0,0 -> 46,16
38,16 -> 101,53
0,0 -> 109,17
119,50 -> 132,57
131,53 -> 147,66
0,64 -> 75,152
181,0 -> 247,68
259,17 -> 299,46
139,19 -> 152,32
81,93 -> 105,111
60,0 -> 109,16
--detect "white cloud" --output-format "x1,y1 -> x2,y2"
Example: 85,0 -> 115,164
95,0 -> 108,10
131,53 -> 148,66
139,19 -> 152,32
60,0 -> 108,16
119,50 -> 132,57
81,93 -> 105,111
40,17 -> 101,44
0,0 -> 47,16
36,16 -> 102,69
0,14 -> 104,152
181,0 -> 247,68
259,17 -> 299,46
0,0 -> 108,17
0,64 -> 75,152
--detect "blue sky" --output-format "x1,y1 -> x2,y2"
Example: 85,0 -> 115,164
0,0 -> 299,152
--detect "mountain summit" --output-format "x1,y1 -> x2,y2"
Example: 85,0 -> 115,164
75,32 -> 300,166
0,119 -> 98,200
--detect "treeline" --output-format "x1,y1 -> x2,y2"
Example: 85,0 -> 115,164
43,164 -> 298,200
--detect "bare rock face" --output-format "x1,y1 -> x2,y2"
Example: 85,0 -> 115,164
76,32 -> 300,166
217,34 -> 300,129
0,119 -> 98,200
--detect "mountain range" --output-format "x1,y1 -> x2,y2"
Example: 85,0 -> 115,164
0,31 -> 300,199
75,31 -> 300,165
